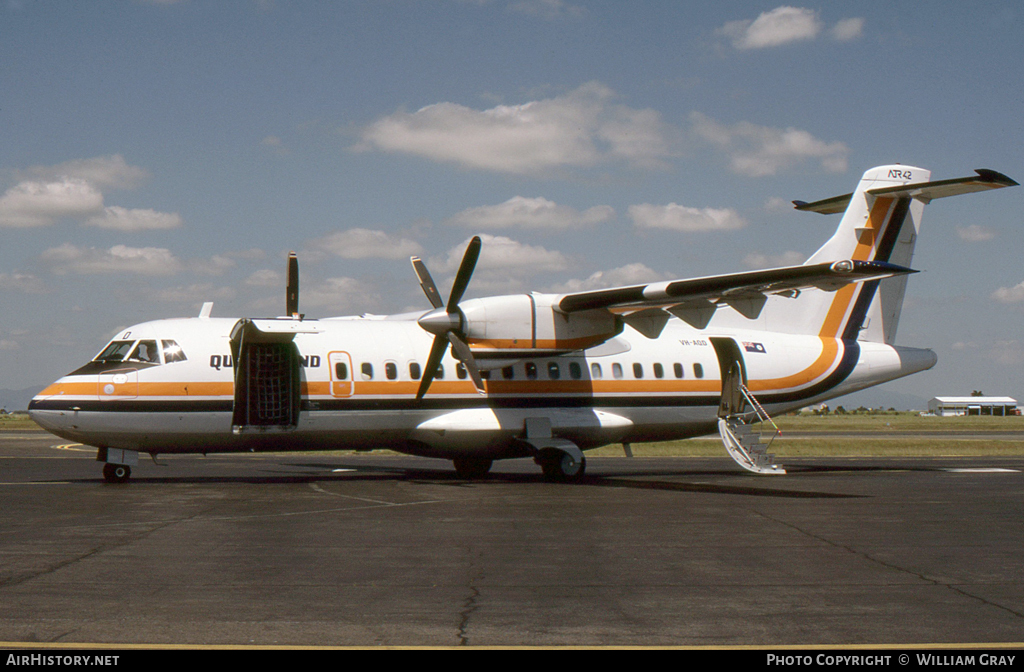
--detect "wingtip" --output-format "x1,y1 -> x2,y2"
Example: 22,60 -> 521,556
974,169 -> 1019,187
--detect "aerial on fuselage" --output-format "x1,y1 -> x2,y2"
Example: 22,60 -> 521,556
29,165 -> 1017,483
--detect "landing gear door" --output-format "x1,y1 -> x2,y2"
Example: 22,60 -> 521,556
710,337 -> 747,419
328,351 -> 353,398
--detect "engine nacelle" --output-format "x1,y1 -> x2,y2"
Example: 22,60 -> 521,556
459,293 -> 620,360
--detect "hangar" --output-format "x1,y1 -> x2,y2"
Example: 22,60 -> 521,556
928,396 -> 1019,417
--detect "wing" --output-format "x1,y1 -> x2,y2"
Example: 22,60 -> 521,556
555,259 -> 914,333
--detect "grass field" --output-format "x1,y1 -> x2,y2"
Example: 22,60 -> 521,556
7,410 -> 1024,457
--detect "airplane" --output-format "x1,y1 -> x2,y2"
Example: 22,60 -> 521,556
28,164 -> 1017,484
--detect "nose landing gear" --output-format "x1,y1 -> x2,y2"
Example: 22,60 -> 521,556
102,463 -> 131,484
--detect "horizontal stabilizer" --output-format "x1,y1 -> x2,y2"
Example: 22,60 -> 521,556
794,169 -> 1017,215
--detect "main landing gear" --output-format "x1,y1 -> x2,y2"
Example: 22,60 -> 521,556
536,450 -> 586,482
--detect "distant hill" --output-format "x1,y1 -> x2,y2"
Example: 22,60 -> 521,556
828,387 -> 928,412
0,386 -> 46,412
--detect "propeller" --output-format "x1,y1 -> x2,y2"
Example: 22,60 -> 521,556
411,236 -> 485,400
286,251 -> 300,318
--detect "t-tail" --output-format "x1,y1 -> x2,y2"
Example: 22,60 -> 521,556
770,165 -> 1017,343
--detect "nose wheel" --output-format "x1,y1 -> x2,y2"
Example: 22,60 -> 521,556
102,463 -> 131,484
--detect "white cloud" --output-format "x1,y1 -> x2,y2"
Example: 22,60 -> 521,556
718,6 -> 822,50
299,277 -> 382,312
717,7 -> 864,49
356,82 -> 678,174
0,272 -> 46,293
41,243 -> 183,275
0,156 -> 174,230
831,17 -> 865,42
313,228 -> 423,259
992,281 -> 1024,304
507,0 -> 585,20
84,206 -> 183,231
0,178 -> 103,227
154,283 -> 236,303
691,112 -> 848,176
957,225 -> 996,243
246,269 -> 282,287
742,251 -> 806,269
629,202 -> 747,232
550,263 -> 673,293
20,154 -> 150,190
445,196 -> 614,230
434,234 -> 569,275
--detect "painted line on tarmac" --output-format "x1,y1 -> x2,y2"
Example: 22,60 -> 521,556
943,467 -> 1019,473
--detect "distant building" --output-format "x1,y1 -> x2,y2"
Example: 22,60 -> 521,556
928,396 -> 1019,417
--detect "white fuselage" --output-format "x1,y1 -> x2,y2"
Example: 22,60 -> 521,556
28,312 -> 935,461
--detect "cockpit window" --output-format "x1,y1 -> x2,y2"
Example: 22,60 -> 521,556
127,340 -> 160,364
95,340 -> 135,362
161,340 -> 187,363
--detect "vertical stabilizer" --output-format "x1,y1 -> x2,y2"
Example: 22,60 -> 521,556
803,165 -> 929,343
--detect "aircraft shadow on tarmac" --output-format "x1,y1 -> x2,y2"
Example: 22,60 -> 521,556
59,460 -> 896,499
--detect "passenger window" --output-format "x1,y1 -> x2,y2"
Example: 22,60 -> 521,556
409,362 -> 421,380
693,363 -> 704,379
361,363 -> 373,380
591,363 -> 602,379
161,340 -> 187,363
673,363 -> 684,379
653,363 -> 664,379
335,362 -> 349,380
548,362 -> 560,380
128,340 -> 160,364
456,363 -> 467,380
525,362 -> 538,380
633,363 -> 644,379
502,366 -> 514,380
385,362 -> 398,380
569,362 -> 582,380
435,364 -> 444,380
612,363 -> 623,379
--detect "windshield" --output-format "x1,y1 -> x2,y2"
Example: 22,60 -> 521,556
95,340 -> 135,362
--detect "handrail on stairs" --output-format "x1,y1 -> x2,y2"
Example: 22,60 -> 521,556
737,383 -> 781,451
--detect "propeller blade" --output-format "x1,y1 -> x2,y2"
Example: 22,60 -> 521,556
286,252 -> 299,317
410,256 -> 443,309
416,334 -> 450,400
447,332 -> 484,394
446,236 -> 481,310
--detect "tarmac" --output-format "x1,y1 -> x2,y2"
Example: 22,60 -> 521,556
1,428 -> 1023,649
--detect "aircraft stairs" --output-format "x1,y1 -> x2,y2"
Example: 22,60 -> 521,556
717,377 -> 786,475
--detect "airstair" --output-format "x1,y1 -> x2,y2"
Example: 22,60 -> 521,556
718,364 -> 786,475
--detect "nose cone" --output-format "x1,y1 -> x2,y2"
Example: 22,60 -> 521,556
417,308 -> 462,336
27,382 -> 84,443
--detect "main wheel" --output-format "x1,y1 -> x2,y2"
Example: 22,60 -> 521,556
539,451 -> 586,482
102,463 -> 131,484
453,458 -> 493,479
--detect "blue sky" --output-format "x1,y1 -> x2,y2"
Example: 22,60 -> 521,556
1,1 -> 1022,405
